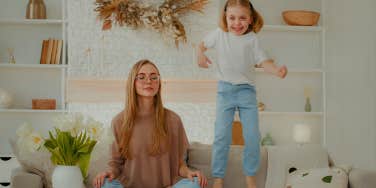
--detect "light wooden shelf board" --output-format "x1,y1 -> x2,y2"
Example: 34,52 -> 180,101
259,111 -> 323,116
0,63 -> 68,69
0,19 -> 64,25
264,25 -> 322,32
255,68 -> 323,73
234,111 -> 323,121
0,109 -> 67,113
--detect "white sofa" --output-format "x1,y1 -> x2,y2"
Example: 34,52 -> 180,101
11,143 -> 376,188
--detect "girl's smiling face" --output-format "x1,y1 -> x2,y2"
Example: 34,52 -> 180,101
226,5 -> 252,36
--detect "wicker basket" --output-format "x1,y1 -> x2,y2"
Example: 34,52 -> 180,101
282,10 -> 320,26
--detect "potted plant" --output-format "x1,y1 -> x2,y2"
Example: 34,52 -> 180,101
16,113 -> 103,188
46,129 -> 96,188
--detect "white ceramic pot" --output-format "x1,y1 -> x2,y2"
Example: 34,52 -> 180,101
51,165 -> 84,188
0,88 -> 13,109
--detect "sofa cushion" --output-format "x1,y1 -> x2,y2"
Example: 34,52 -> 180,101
9,138 -> 54,188
349,168 -> 376,188
11,167 -> 43,188
285,167 -> 348,188
265,145 -> 329,188
187,142 -> 267,188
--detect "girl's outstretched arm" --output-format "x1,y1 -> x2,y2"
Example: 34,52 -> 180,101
197,42 -> 212,68
260,60 -> 288,78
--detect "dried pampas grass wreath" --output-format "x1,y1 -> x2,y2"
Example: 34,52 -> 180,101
95,0 -> 209,47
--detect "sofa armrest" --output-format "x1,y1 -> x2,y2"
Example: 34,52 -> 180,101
11,167 -> 43,188
349,168 -> 376,188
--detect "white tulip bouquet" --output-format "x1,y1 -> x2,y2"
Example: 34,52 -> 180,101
16,113 -> 105,179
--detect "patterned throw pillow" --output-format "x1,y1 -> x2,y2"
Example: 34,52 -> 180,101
285,167 -> 349,188
265,145 -> 329,188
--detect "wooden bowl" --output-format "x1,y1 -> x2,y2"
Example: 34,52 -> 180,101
282,10 -> 320,26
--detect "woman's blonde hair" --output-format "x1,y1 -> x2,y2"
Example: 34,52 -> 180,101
219,0 -> 264,33
119,59 -> 168,159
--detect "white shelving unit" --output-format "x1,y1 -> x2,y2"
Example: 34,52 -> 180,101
0,0 -> 67,184
320,0 -> 327,147
241,0 -> 325,145
0,156 -> 19,186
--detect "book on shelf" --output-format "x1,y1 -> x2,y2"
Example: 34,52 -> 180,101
55,40 -> 63,64
39,38 -> 63,64
50,39 -> 57,64
32,99 -> 56,110
39,40 -> 48,64
45,39 -> 53,64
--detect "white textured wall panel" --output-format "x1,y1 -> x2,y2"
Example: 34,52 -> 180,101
67,0 -> 220,79
68,103 -> 216,144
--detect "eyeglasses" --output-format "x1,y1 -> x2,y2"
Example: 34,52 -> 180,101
135,73 -> 160,83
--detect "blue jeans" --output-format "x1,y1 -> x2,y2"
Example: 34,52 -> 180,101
101,177 -> 200,188
212,81 -> 261,178
101,179 -> 122,188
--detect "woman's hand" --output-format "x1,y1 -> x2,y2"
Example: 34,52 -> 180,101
93,170 -> 115,188
187,170 -> 208,188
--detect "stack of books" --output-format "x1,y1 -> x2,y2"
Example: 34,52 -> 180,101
40,39 -> 63,64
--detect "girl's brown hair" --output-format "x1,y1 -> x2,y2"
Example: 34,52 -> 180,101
219,0 -> 264,33
119,59 -> 168,159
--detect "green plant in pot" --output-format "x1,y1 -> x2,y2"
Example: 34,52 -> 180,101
15,113 -> 105,188
44,128 -> 97,180
44,113 -> 103,188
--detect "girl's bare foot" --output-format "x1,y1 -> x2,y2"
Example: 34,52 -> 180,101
212,178 -> 224,188
246,176 -> 257,188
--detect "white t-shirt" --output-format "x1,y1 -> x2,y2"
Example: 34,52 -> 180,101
203,28 -> 269,85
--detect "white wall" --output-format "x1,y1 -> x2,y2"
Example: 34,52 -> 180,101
325,0 -> 376,170
67,0 -> 325,145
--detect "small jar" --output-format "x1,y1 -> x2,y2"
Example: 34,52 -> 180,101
0,88 -> 13,109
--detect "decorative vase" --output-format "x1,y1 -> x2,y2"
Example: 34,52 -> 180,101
261,133 -> 274,146
26,0 -> 46,19
0,88 -> 13,109
305,97 -> 312,112
52,165 -> 84,188
7,48 -> 16,64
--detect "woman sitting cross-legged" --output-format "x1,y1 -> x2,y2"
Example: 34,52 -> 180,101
93,59 -> 208,188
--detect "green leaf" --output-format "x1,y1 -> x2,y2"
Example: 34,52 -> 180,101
77,141 -> 97,154
45,131 -> 58,149
50,148 -> 64,165
44,140 -> 56,150
322,176 -> 332,183
77,153 -> 91,178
